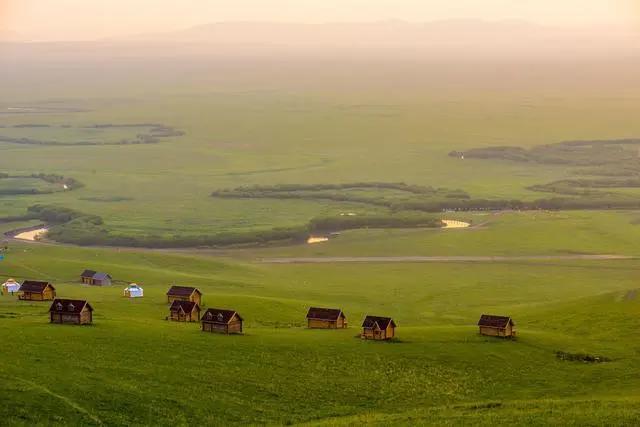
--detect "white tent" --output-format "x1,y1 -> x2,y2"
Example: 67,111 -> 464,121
2,279 -> 20,295
123,283 -> 144,298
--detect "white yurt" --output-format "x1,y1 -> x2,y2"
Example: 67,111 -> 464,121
2,278 -> 21,295
123,283 -> 144,298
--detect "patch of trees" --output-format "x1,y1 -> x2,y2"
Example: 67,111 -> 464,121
4,205 -> 443,248
308,215 -> 443,232
211,182 -> 471,211
528,178 -> 640,196
0,173 -> 83,195
0,123 -> 184,146
456,139 -> 640,167
30,173 -> 83,190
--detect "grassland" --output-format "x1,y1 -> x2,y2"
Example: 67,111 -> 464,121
2,48 -> 640,425
2,231 -> 640,425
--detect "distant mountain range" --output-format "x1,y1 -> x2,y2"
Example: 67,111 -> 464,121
113,20 -> 637,48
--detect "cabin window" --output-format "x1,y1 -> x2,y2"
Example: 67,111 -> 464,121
56,303 -> 63,310
68,303 -> 75,311
217,313 -> 224,322
207,312 -> 213,319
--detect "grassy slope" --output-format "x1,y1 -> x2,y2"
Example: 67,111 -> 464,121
1,238 -> 640,425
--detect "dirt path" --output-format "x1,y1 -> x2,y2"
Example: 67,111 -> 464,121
260,254 -> 635,264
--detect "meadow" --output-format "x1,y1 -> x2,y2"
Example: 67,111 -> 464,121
2,231 -> 640,425
2,47 -> 640,425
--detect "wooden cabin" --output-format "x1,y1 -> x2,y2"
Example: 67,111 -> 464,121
18,280 -> 56,301
306,307 -> 347,329
166,286 -> 202,306
80,270 -> 112,286
49,299 -> 93,325
201,308 -> 243,334
361,316 -> 396,340
169,300 -> 201,322
477,314 -> 516,338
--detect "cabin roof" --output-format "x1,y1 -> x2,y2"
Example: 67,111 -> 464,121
306,307 -> 344,321
20,280 -> 54,293
169,300 -> 200,313
362,316 -> 396,329
166,285 -> 200,297
478,314 -> 514,328
80,269 -> 96,278
80,270 -> 111,280
202,308 -> 242,324
49,298 -> 92,314
92,272 -> 111,281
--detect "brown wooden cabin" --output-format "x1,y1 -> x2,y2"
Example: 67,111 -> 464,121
80,270 -> 112,286
166,285 -> 202,306
169,300 -> 201,322
201,308 -> 243,334
49,299 -> 93,325
478,314 -> 516,338
361,316 -> 396,340
19,280 -> 56,301
306,307 -> 347,329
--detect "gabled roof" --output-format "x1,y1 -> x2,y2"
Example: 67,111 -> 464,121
478,314 -> 514,328
92,272 -> 111,281
80,269 -> 97,278
49,298 -> 92,314
169,300 -> 200,313
20,280 -> 55,293
362,316 -> 396,330
167,286 -> 200,297
306,307 -> 345,321
202,308 -> 242,324
80,270 -> 111,280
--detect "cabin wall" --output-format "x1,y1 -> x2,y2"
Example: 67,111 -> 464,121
362,326 -> 393,340
20,291 -> 52,301
308,319 -> 337,329
170,309 -> 199,322
192,294 -> 202,306
43,287 -> 55,300
228,320 -> 242,333
51,313 -> 82,324
480,326 -> 505,337
385,325 -> 395,339
80,309 -> 92,324
362,328 -> 375,339
203,322 -> 227,333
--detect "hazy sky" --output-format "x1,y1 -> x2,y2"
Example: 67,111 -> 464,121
2,0 -> 639,41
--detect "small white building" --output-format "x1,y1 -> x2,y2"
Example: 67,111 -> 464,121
123,284 -> 144,298
2,279 -> 21,295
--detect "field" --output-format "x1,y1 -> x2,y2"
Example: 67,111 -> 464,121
2,46 -> 640,425
2,228 -> 640,425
